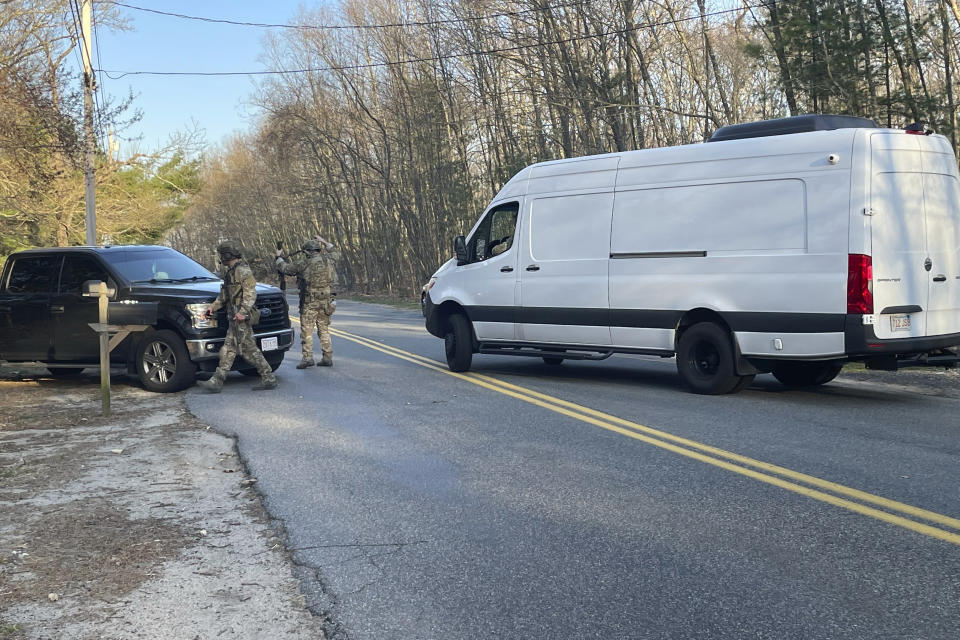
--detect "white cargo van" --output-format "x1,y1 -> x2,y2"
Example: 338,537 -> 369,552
423,115 -> 960,394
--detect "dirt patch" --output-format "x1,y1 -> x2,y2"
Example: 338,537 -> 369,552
0,366 -> 324,639
837,364 -> 960,399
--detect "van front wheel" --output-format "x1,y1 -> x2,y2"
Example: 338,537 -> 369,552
444,313 -> 473,372
676,322 -> 753,395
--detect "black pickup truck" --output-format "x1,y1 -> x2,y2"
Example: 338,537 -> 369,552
0,245 -> 294,392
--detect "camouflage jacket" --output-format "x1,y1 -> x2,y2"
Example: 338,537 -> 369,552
276,249 -> 339,305
210,260 -> 257,318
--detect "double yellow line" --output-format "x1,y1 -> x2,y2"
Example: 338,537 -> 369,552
294,318 -> 960,545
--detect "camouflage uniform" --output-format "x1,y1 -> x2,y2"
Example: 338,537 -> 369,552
199,244 -> 276,391
277,241 -> 340,367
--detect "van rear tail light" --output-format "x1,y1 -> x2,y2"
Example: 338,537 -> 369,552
847,254 -> 873,314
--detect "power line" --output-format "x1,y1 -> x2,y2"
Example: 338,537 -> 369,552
100,4 -> 760,79
100,0 -> 592,31
92,3 -> 111,149
68,0 -> 106,148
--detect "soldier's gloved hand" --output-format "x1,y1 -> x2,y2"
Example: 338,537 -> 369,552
233,312 -> 246,322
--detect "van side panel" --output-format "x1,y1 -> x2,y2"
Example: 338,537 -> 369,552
610,135 -> 853,356
518,157 -> 617,345
610,180 -> 805,253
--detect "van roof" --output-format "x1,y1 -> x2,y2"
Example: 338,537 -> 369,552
708,114 -> 879,142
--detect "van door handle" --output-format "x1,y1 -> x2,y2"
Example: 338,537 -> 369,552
933,274 -> 947,282
525,265 -> 540,271
50,305 -> 65,314
500,266 -> 513,273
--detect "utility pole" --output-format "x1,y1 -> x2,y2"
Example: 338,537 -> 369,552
80,0 -> 97,246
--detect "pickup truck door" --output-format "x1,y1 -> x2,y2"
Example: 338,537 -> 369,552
0,255 -> 61,361
51,255 -> 115,362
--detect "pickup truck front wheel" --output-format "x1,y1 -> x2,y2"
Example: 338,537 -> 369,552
135,329 -> 197,392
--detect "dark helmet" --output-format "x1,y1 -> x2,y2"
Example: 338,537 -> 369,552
217,242 -> 242,261
301,239 -> 322,253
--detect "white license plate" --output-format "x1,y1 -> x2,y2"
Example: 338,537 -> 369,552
890,314 -> 911,332
260,336 -> 279,351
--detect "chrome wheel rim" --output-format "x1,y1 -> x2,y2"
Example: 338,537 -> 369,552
142,340 -> 177,385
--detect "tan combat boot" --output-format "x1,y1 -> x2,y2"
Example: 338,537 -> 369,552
196,378 -> 222,393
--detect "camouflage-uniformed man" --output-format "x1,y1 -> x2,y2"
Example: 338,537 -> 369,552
276,236 -> 340,368
197,242 -> 278,392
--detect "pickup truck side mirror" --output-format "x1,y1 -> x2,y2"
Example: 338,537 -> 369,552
454,236 -> 468,265
82,280 -> 116,298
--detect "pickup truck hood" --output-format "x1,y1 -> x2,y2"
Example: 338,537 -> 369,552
126,281 -> 282,302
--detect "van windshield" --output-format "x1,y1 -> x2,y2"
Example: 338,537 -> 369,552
102,248 -> 218,283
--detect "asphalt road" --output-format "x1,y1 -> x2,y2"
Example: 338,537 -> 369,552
187,299 -> 960,640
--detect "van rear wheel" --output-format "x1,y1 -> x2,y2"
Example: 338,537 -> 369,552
676,322 -> 753,395
444,313 -> 473,372
772,361 -> 844,388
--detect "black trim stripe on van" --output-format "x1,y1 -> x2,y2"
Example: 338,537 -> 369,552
465,306 -> 846,334
610,251 -> 707,259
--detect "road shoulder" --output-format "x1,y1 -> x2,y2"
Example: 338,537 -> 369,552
0,367 -> 323,639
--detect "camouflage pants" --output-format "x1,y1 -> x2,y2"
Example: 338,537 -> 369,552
300,299 -> 333,361
210,320 -> 275,384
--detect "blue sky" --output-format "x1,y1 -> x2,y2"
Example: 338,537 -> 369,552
92,1 -> 309,155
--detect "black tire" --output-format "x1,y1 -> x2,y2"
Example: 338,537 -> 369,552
444,313 -> 473,372
772,361 -> 844,388
240,353 -> 285,376
47,367 -> 84,378
676,322 -> 752,395
134,329 -> 197,392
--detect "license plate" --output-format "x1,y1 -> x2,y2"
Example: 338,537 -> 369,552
890,314 -> 911,332
260,336 -> 279,351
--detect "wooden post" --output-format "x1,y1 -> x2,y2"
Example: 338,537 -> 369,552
98,288 -> 110,416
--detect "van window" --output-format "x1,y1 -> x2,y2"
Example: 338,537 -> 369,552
529,193 -> 613,261
5,256 -> 60,294
470,202 -> 519,262
59,256 -> 111,294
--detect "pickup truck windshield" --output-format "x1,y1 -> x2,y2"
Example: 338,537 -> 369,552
103,248 -> 218,283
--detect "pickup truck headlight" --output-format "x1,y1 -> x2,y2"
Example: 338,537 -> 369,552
186,303 -> 217,328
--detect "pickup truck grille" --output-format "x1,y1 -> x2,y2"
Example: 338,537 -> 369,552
254,293 -> 289,331
213,292 -> 289,331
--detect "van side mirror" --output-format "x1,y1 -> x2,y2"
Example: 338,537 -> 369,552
454,236 -> 468,265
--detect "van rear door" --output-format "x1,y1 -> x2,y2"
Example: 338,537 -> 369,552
870,134 -> 931,339
918,139 -> 960,337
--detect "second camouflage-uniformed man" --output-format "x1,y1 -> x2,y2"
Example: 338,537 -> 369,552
197,242 -> 278,392
276,236 -> 339,368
